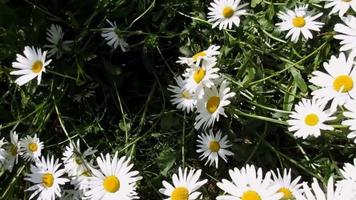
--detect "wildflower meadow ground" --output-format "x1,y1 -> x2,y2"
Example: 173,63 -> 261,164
1,0 -> 356,199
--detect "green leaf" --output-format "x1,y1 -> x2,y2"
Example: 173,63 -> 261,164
157,148 -> 176,176
290,67 -> 308,93
251,0 -> 263,8
283,80 -> 297,111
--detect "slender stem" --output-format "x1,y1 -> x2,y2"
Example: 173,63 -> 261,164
0,103 -> 46,130
53,97 -> 72,143
1,165 -> 25,199
47,69 -> 76,81
231,108 -> 288,126
113,82 -> 129,153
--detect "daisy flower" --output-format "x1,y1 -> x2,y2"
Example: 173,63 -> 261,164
3,131 -> 20,172
196,129 -> 234,168
300,177 -> 342,200
287,98 -> 335,139
62,140 -> 96,177
44,24 -> 72,59
324,0 -> 356,17
83,152 -> 142,200
183,61 -> 220,99
216,164 -> 283,200
101,19 -> 128,51
276,5 -> 324,43
334,15 -> 356,54
342,101 -> 356,143
310,52 -> 356,111
337,160 -> 356,199
207,0 -> 248,30
177,45 -> 220,66
159,167 -> 207,200
168,76 -> 196,113
25,155 -> 69,200
10,46 -> 52,86
270,168 -> 304,200
195,80 -> 235,130
19,134 -> 43,162
0,137 -> 7,163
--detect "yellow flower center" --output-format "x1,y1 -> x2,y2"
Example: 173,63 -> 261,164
103,176 -> 120,193
304,113 -> 319,126
241,190 -> 262,200
206,96 -> 220,113
192,51 -> 206,61
292,17 -> 306,28
209,140 -> 220,152
342,0 -> 352,2
278,187 -> 293,200
32,60 -> 43,73
171,187 -> 189,200
193,67 -> 206,83
333,75 -> 353,93
222,6 -> 234,18
28,143 -> 38,152
42,173 -> 54,188
10,145 -> 17,156
181,91 -> 191,99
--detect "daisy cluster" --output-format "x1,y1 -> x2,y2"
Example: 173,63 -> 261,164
159,163 -> 356,200
169,45 -> 237,168
0,132 -> 142,200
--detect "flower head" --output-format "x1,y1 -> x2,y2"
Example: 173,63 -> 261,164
207,0 -> 248,30
159,167 -> 207,200
25,155 -> 69,200
276,5 -> 324,42
196,129 -> 234,168
10,46 -> 51,86
101,20 -> 128,51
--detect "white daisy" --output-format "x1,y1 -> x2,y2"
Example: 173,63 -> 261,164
62,140 -> 96,177
300,177 -> 342,200
342,101 -> 356,143
287,98 -> 335,139
336,160 -> 356,200
177,45 -> 220,66
310,52 -> 356,111
168,76 -> 196,113
196,129 -> 234,168
44,24 -> 72,59
325,0 -> 356,17
83,152 -> 142,200
183,61 -> 220,99
3,131 -> 20,172
207,0 -> 248,30
216,164 -> 283,200
101,19 -> 128,51
0,137 -> 7,163
195,80 -> 235,130
19,134 -> 43,162
271,168 -> 304,200
159,167 -> 207,200
276,5 -> 324,43
334,15 -> 356,54
25,155 -> 69,200
10,46 -> 51,86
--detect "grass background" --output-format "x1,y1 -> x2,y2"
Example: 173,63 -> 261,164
0,0 -> 354,199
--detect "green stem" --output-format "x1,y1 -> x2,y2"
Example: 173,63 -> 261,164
47,69 -> 76,81
231,108 -> 288,126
